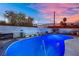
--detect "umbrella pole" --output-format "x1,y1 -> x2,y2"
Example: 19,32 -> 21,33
42,40 -> 47,56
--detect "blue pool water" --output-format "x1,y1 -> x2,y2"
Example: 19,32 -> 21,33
4,34 -> 73,56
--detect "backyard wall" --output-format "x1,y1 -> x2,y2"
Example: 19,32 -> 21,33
0,26 -> 79,38
0,26 -> 52,38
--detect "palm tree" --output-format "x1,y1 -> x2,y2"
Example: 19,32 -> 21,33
63,17 -> 67,26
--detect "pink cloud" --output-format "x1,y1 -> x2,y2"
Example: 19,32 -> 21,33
28,3 -> 79,23
38,3 -> 79,14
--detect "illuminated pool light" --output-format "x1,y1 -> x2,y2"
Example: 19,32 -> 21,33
4,34 -> 73,56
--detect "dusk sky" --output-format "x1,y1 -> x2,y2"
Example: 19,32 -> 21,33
0,3 -> 79,24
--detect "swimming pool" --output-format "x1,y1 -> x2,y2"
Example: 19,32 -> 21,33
4,34 -> 73,56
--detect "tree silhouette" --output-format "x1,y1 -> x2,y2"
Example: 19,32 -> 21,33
4,11 -> 33,26
63,17 -> 67,26
4,11 -> 17,25
63,17 -> 67,22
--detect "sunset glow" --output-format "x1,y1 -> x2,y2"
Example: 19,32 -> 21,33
0,3 -> 79,24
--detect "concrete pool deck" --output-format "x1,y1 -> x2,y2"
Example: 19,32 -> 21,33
65,37 -> 79,56
0,36 -> 79,56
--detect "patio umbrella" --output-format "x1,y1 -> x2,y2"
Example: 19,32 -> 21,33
4,34 -> 73,56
